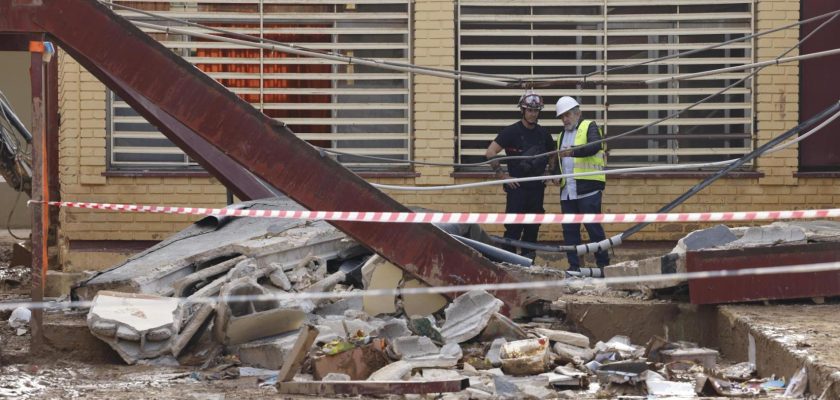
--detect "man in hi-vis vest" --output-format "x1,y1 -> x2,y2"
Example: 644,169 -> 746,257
554,96 -> 610,273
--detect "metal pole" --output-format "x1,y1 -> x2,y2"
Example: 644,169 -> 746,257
28,38 -> 48,348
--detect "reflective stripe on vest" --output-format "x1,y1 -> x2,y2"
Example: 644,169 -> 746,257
558,119 -> 606,188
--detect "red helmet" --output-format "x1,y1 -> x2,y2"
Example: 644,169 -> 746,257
518,90 -> 544,111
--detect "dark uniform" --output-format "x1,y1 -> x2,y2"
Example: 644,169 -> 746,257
493,120 -> 555,258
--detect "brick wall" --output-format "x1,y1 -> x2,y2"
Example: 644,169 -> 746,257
56,0 -> 839,270
56,51 -> 227,270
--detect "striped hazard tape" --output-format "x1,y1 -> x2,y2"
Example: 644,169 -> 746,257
29,200 -> 840,224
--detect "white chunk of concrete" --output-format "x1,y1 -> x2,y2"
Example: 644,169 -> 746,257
440,290 -> 503,344
86,291 -> 180,364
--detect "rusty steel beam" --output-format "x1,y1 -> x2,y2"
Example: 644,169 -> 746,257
686,242 -> 840,305
28,38 -> 47,347
0,0 -> 543,313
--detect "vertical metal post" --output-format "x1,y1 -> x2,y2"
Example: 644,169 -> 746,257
28,38 -> 48,348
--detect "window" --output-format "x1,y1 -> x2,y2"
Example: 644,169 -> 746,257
108,0 -> 411,171
458,1 -> 754,168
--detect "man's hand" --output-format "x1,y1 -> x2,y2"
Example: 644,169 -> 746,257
557,148 -> 573,158
495,170 -> 519,189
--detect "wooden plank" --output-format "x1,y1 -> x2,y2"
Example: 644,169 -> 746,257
277,378 -> 470,396
277,324 -> 319,382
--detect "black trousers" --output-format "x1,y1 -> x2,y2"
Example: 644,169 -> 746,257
560,191 -> 610,270
502,185 -> 545,258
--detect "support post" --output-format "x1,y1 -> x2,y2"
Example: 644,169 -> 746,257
28,38 -> 48,348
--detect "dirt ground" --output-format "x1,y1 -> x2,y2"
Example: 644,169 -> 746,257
0,233 -> 835,399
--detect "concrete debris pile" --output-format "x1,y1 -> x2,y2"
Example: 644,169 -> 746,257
604,220 -> 840,300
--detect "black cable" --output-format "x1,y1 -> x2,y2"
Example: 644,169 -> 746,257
620,100 -> 840,239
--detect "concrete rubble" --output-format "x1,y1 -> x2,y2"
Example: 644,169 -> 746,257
41,204 -> 838,397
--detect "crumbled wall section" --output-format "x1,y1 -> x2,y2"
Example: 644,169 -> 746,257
55,0 -> 840,269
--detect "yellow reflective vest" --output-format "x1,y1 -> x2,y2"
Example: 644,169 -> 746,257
557,120 -> 606,188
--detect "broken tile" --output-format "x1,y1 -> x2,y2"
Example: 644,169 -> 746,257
392,336 -> 440,359
440,290 -> 503,344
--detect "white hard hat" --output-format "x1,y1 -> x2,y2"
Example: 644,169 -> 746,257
555,96 -> 580,117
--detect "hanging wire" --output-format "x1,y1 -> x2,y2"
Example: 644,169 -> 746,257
102,1 -> 840,170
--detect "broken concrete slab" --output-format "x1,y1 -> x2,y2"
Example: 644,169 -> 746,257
86,291 -> 180,364
391,336 -> 439,359
672,224 -> 737,254
361,255 -> 448,317
74,199 -> 362,301
553,342 -> 595,363
440,290 -> 503,344
783,220 -> 840,242
477,313 -> 527,342
723,224 -> 807,249
604,253 -> 686,290
213,277 -> 305,345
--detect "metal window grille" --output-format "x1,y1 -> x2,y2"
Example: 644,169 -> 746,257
107,0 -> 412,170
458,0 -> 755,168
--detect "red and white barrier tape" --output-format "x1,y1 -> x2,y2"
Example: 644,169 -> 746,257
30,200 -> 840,224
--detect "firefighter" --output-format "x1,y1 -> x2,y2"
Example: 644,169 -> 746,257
554,96 -> 610,272
485,90 -> 555,260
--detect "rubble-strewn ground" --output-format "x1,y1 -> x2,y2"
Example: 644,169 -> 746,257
2,231 -> 837,399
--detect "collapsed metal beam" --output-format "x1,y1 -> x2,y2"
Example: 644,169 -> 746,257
0,0 -> 543,314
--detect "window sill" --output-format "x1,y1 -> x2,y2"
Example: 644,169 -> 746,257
794,171 -> 840,178
103,170 -> 211,178
451,171 -> 764,179
357,171 -> 421,179
613,171 -> 764,179
104,170 -> 420,179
